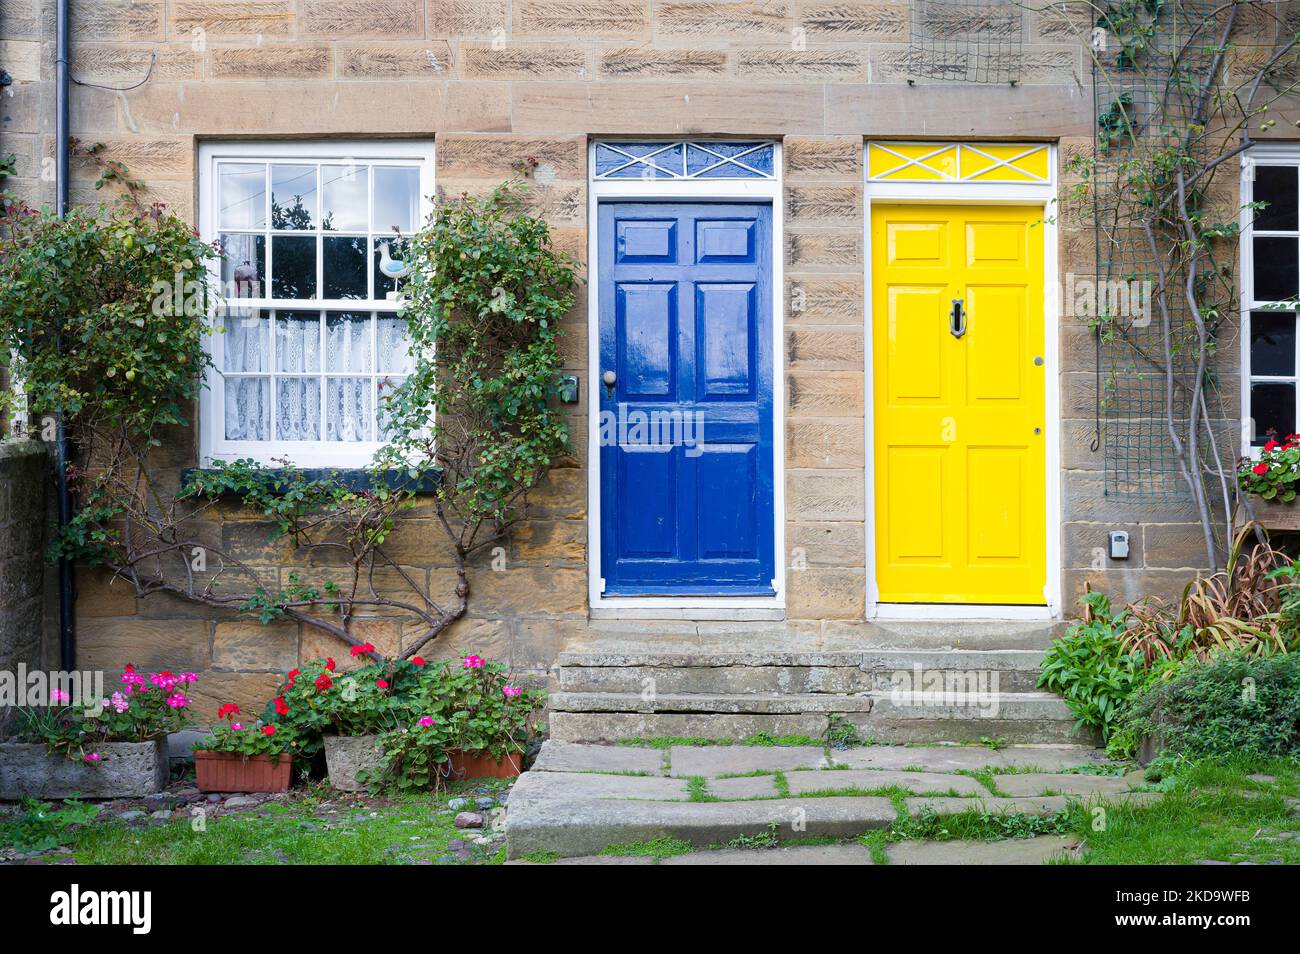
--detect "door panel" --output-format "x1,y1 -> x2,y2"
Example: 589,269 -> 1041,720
872,203 -> 1046,605
599,202 -> 775,596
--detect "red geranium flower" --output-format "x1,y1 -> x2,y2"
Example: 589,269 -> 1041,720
286,668 -> 300,686
261,725 -> 276,737
375,678 -> 389,689
350,643 -> 375,658
411,657 -> 426,667
325,657 -> 337,672
217,703 -> 240,720
1265,439 -> 1279,452
1253,462 -> 1269,476
274,696 -> 289,715
315,674 -> 333,691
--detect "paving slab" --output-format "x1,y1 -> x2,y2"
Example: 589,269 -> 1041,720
828,745 -> 1112,773
504,795 -> 895,858
508,768 -> 690,802
785,769 -> 987,797
530,741 -> 665,776
661,844 -> 876,865
887,836 -> 1077,865
670,745 -> 827,777
907,791 -> 1160,819
994,772 -> 1143,798
707,775 -> 782,799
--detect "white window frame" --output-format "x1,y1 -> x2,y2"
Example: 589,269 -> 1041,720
197,140 -> 435,468
1240,146 -> 1300,458
587,139 -> 786,616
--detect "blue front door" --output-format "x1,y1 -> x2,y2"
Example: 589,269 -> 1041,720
598,201 -> 775,596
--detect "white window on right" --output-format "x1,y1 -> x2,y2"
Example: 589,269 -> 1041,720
1243,150 -> 1300,452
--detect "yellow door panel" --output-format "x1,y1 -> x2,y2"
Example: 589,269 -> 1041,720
872,203 -> 1046,605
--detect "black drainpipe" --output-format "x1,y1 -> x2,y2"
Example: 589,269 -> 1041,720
55,0 -> 76,670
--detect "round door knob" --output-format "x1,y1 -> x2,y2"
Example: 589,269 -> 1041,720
602,370 -> 617,387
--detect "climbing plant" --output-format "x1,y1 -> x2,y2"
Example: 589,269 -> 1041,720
1072,0 -> 1300,569
0,173 -> 579,664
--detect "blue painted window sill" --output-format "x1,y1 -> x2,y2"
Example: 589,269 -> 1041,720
180,467 -> 440,497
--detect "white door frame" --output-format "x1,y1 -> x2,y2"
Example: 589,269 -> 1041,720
586,141 -> 786,612
863,144 -> 1062,620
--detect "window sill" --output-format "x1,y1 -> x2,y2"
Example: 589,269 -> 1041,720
180,467 -> 440,497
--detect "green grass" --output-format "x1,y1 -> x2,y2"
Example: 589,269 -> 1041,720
686,776 -> 714,802
521,850 -> 560,864
0,779 -> 511,866
1056,758 -> 1300,865
599,836 -> 693,859
773,770 -> 791,798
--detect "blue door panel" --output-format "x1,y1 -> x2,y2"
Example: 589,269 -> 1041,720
599,201 -> 775,596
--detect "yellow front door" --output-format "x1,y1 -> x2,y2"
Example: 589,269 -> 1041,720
872,203 -> 1046,604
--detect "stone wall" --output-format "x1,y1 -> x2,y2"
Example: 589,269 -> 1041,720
0,441 -> 50,734
0,0 -> 1258,718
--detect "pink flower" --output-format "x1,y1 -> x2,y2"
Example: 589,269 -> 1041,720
50,689 -> 70,704
231,723 -> 244,731
463,654 -> 485,670
83,752 -> 100,763
166,693 -> 189,709
418,716 -> 435,728
110,692 -> 129,713
502,685 -> 522,699
180,672 -> 198,684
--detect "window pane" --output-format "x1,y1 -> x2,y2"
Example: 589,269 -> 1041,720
1250,311 -> 1296,377
271,165 -> 318,230
276,311 -> 321,373
219,163 -> 266,229
1253,236 -> 1299,301
225,378 -> 270,441
1252,381 -> 1296,445
326,378 -> 372,442
327,312 -> 372,372
377,316 -> 413,373
374,237 -> 412,299
377,376 -> 405,441
323,236 -> 368,299
322,165 -> 368,232
276,377 -> 321,441
222,313 -> 269,372
373,167 -> 420,233
220,234 -> 265,299
1255,166 -> 1298,231
271,235 -> 317,299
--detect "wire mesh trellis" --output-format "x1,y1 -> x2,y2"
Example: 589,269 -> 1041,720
1086,0 -> 1297,500
907,0 -> 1025,85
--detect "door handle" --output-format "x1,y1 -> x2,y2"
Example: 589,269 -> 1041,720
950,298 -> 967,339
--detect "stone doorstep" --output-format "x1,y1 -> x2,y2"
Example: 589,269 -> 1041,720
547,691 -> 875,714
555,648 -> 1047,669
828,745 -> 1112,773
783,769 -> 987,797
503,795 -> 897,859
907,792 -> 1161,818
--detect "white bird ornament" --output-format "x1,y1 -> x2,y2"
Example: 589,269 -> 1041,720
377,241 -> 412,300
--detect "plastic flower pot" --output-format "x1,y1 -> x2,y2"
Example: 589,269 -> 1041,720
194,750 -> 292,793
446,749 -> 524,779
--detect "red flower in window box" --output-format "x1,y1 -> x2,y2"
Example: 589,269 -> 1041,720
1253,463 -> 1270,476
350,643 -> 375,658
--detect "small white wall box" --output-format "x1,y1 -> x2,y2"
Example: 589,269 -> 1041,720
1108,530 -> 1130,560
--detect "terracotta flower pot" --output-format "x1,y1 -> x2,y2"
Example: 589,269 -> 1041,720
195,750 -> 292,793
446,748 -> 523,779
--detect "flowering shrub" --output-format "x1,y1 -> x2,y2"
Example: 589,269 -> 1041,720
15,666 -> 195,762
1238,435 -> 1300,502
367,655 -> 546,792
198,705 -> 298,761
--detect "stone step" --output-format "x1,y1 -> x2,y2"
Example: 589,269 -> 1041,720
549,689 -> 1069,718
556,649 -> 1047,694
549,709 -> 1085,746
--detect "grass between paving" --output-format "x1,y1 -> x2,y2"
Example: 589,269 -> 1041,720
595,759 -> 1300,865
0,778 -> 512,866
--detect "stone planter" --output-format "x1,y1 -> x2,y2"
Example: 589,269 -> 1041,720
0,740 -> 168,800
195,751 -> 293,793
323,734 -> 384,791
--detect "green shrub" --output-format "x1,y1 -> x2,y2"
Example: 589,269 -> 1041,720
1124,651 -> 1300,763
1038,592 -> 1171,752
